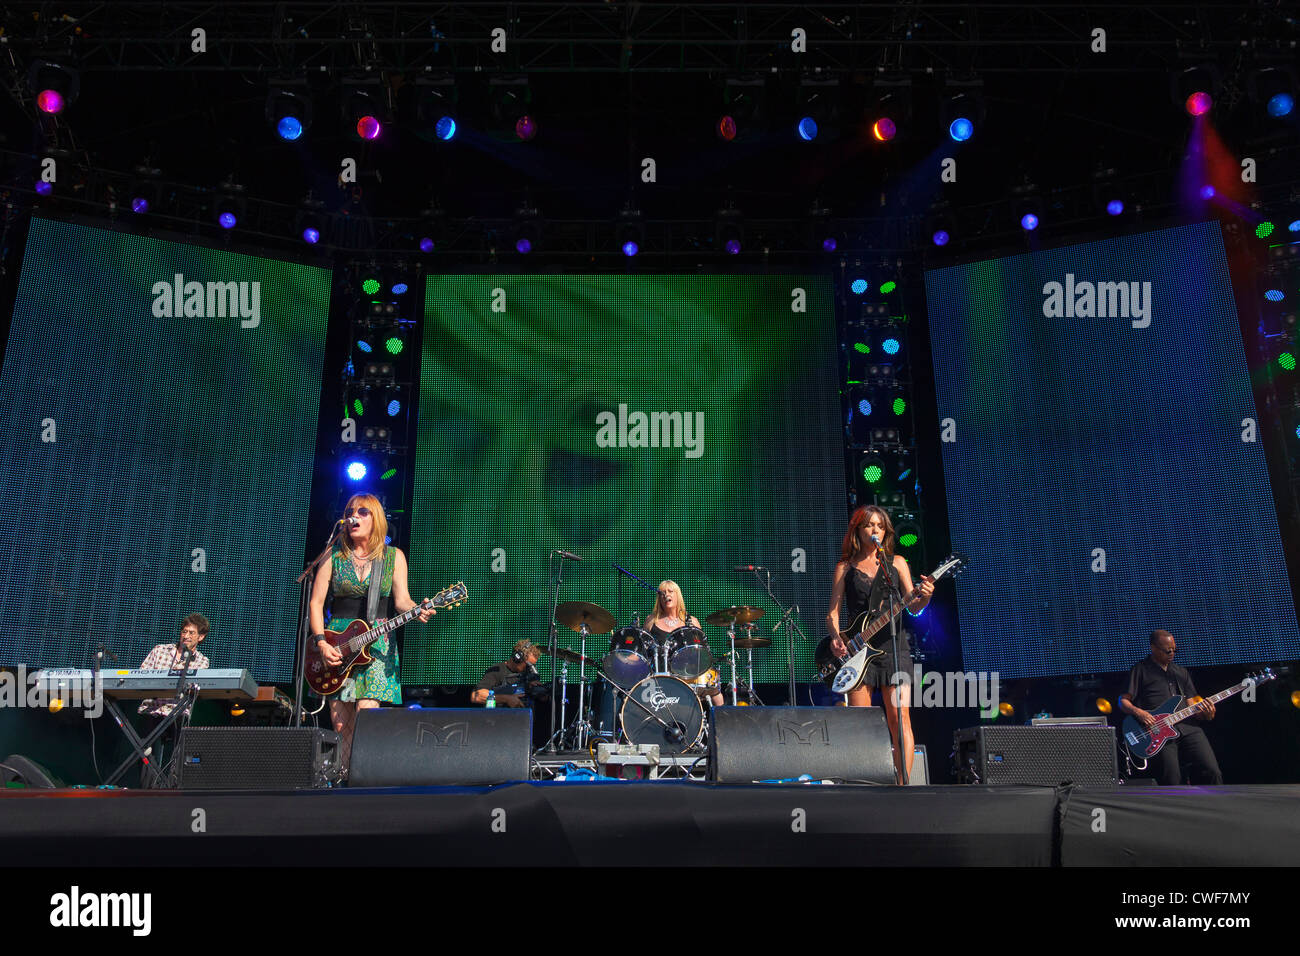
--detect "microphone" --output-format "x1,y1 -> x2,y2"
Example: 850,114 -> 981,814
733,565 -> 766,572
555,550 -> 583,562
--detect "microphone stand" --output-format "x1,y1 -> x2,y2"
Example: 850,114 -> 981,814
293,522 -> 344,727
875,541 -> 909,786
752,568 -> 808,705
544,550 -> 566,754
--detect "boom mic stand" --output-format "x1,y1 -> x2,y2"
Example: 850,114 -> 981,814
752,568 -> 808,705
293,521 -> 344,727
874,539 -> 909,786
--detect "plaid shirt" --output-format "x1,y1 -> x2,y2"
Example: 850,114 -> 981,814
137,643 -> 211,717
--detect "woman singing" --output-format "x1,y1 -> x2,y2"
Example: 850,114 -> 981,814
309,494 -> 434,774
645,580 -> 723,707
827,506 -> 934,784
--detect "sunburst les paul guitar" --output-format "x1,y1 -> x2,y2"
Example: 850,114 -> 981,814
305,581 -> 469,695
814,552 -> 968,695
1121,668 -> 1275,760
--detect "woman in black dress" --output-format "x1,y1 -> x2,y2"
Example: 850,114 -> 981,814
827,506 -> 933,783
645,580 -> 723,707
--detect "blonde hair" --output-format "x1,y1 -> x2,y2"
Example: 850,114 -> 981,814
645,580 -> 689,629
339,493 -> 388,558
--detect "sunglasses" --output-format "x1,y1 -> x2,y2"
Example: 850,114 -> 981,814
345,507 -> 373,518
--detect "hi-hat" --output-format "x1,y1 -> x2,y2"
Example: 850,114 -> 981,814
540,645 -> 594,665
554,601 -> 616,634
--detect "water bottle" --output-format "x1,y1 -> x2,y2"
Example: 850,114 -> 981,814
486,689 -> 496,709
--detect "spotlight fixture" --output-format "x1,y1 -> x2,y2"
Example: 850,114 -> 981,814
1248,66 -> 1298,122
343,82 -> 385,141
266,82 -> 312,141
870,75 -> 912,144
796,77 -> 839,142
296,194 -> 326,245
28,60 -> 79,115
942,77 -> 985,143
514,202 -> 542,254
617,204 -> 645,257
215,180 -> 246,230
416,73 -> 458,142
490,75 -> 536,141
715,201 -> 744,255
719,74 -> 765,141
1171,64 -> 1221,118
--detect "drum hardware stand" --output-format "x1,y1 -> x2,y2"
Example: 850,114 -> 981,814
539,655 -> 572,753
544,550 -> 578,754
725,621 -> 740,705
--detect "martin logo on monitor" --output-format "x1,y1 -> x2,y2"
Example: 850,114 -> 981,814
1041,273 -> 1152,328
596,404 -> 704,459
150,274 -> 261,328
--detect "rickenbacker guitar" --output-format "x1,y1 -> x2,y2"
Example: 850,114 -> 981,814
815,552 -> 968,694
1121,668 -> 1275,760
305,582 -> 469,695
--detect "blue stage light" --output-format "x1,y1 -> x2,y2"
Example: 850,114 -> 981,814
435,116 -> 457,140
277,116 -> 304,141
797,117 -> 818,141
1106,199 -> 1124,216
882,337 -> 901,355
858,399 -> 872,416
932,230 -> 950,246
1268,93 -> 1294,118
1020,213 -> 1039,231
346,461 -> 368,481
387,399 -> 401,416
949,117 -> 973,142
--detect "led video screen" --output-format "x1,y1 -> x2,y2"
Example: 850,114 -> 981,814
925,221 -> 1298,678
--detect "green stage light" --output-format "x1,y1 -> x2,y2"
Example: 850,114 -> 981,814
352,397 -> 364,416
1256,222 -> 1275,239
1280,352 -> 1296,371
381,468 -> 398,480
863,463 -> 883,483
893,397 -> 907,415
361,277 -> 382,296
385,335 -> 404,355
854,342 -> 870,353
880,280 -> 897,294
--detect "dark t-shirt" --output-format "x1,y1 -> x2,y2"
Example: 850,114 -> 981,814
476,662 -> 546,703
1124,656 -> 1202,715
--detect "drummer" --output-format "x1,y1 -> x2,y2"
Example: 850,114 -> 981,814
645,580 -> 723,707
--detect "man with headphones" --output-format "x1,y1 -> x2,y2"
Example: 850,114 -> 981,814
471,640 -> 549,708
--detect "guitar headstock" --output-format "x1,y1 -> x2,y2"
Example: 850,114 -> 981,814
933,552 -> 969,580
1246,667 -> 1277,687
429,582 -> 469,610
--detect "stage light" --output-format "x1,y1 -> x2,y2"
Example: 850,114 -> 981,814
1290,221 -> 1300,233
387,398 -> 401,417
1257,222 -> 1275,239
1107,199 -> 1124,216
860,454 -> 885,485
1185,91 -> 1212,116
942,81 -> 984,144
933,230 -> 950,246
1269,93 -> 1295,117
218,211 -> 236,229
880,281 -> 897,294
215,184 -> 245,231
851,279 -> 869,295
949,117 -> 973,141
352,395 -> 365,416
419,237 -> 435,253
1096,698 -> 1114,715
346,461 -> 368,481
882,337 -> 901,355
391,282 -> 408,295
28,61 -> 79,115
1292,690 -> 1300,709
872,117 -> 897,142
302,226 -> 320,244
1265,289 -> 1285,302
343,85 -> 385,142
516,237 -> 532,254
617,208 -> 645,258
356,340 -> 373,354
356,115 -> 381,140
361,277 -> 382,296
723,238 -> 741,254
620,240 -> 639,257
717,115 -> 737,141
1020,213 -> 1039,231
797,116 -> 818,141
132,197 -> 149,214
822,237 -> 837,253
267,86 -> 312,141
858,398 -> 872,415
515,115 -> 538,141
893,515 -> 922,552
435,116 -> 457,141
385,335 -> 405,355
1279,352 -> 1295,371
892,397 -> 906,415
1200,184 -> 1216,200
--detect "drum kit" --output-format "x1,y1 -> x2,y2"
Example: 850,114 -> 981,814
542,600 -> 771,754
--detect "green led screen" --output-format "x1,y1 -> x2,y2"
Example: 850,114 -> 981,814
0,218 -> 331,681
406,274 -> 846,686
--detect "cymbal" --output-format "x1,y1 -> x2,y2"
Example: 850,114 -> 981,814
540,646 -> 593,665
704,605 -> 766,627
732,636 -> 772,649
554,601 -> 616,635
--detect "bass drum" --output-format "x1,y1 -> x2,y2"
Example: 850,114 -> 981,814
620,675 -> 704,755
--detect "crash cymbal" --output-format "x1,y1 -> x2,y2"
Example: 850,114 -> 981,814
704,605 -> 767,627
731,636 -> 772,649
540,645 -> 593,665
554,600 -> 616,635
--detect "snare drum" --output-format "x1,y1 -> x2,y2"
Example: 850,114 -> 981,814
667,625 -> 713,679
603,625 -> 654,687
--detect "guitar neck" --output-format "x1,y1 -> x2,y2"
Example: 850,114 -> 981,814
341,603 -> 423,654
848,589 -> 915,653
1166,681 -> 1251,726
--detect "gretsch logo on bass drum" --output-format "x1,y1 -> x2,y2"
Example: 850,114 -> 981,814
641,683 -> 680,711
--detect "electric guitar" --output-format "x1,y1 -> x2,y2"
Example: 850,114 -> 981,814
1121,668 -> 1275,759
814,552 -> 968,694
305,582 -> 469,695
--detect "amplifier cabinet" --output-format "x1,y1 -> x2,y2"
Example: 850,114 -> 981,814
178,727 -> 341,790
953,725 -> 1116,786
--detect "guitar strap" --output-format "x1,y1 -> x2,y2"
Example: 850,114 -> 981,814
364,545 -> 386,625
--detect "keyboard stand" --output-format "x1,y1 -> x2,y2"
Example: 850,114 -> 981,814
102,684 -> 199,788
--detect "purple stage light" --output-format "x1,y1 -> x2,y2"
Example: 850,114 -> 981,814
37,90 -> 64,114
131,197 -> 149,214
356,115 -> 381,140
724,238 -> 741,255
1020,213 -> 1039,231
1106,199 -> 1124,216
932,230 -> 950,246
419,237 -> 435,253
1185,91 -> 1212,117
218,211 -> 237,229
516,237 -> 532,254
515,115 -> 537,141
622,240 -> 639,257
1199,184 -> 1216,200
35,181 -> 52,196
302,227 -> 320,244
822,237 -> 837,252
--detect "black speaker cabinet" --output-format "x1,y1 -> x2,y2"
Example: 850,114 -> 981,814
177,727 -> 341,790
953,725 -> 1117,785
906,745 -> 929,786
709,706 -> 895,784
350,707 -> 531,787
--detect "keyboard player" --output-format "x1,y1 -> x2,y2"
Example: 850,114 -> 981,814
137,613 -> 211,787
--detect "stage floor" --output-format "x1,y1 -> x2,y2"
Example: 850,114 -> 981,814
2,781 -> 1295,866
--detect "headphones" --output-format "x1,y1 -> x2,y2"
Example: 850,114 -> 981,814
512,640 -> 536,664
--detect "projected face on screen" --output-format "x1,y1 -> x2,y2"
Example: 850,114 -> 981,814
406,274 -> 846,684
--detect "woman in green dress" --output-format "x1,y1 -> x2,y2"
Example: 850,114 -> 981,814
309,493 -> 434,773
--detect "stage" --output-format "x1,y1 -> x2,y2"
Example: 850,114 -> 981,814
3,781 -> 1296,867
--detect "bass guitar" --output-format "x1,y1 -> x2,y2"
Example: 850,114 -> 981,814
305,581 -> 469,695
1121,668 -> 1274,760
814,552 -> 968,694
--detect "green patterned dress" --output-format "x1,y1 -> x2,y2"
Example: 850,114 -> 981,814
329,547 -> 401,704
